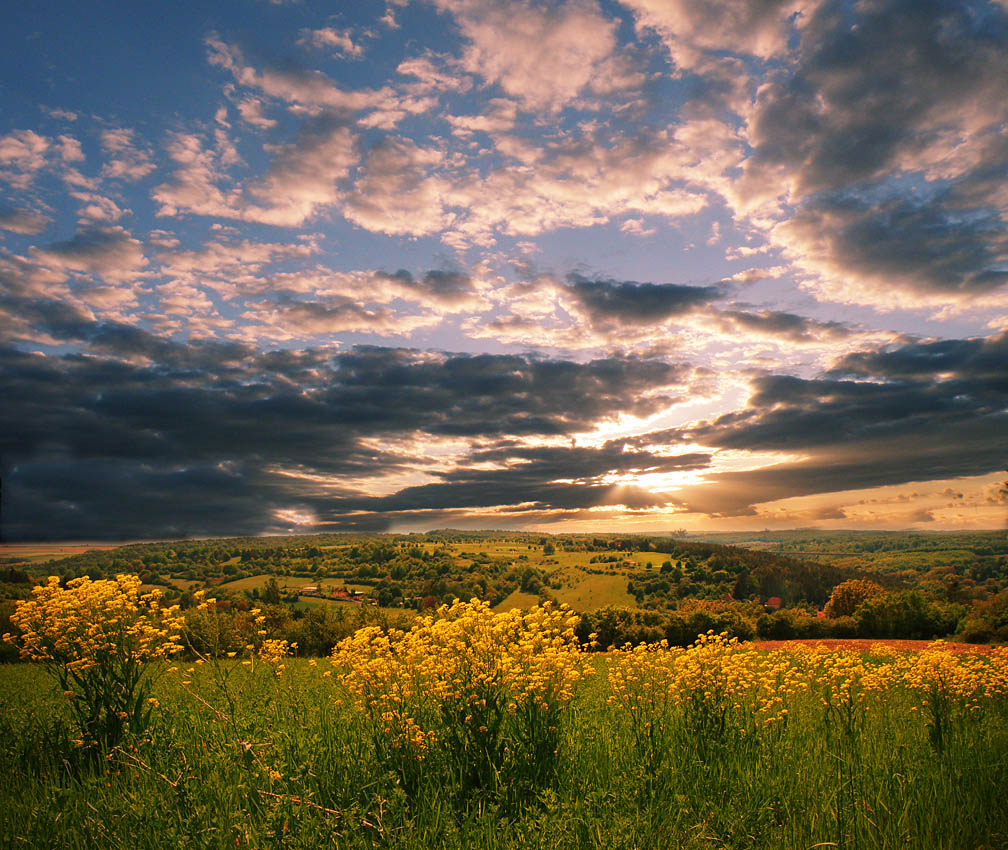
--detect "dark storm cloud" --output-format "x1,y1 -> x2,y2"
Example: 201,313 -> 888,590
329,346 -> 692,436
4,459 -> 298,541
743,0 -> 1008,198
335,442 -> 711,516
719,308 -> 850,342
0,336 -> 698,539
667,332 -> 1008,515
829,333 -> 1008,381
739,0 -> 1008,300
0,295 -> 94,340
783,194 -> 1008,296
565,272 -> 724,325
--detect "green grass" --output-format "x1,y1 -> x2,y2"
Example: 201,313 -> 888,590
553,571 -> 637,610
216,575 -> 373,596
1,655 -> 1006,850
493,590 -> 543,610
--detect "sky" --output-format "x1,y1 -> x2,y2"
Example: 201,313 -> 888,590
1,0 -> 1006,541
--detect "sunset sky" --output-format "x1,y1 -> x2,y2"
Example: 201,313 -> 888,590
1,0 -> 1006,540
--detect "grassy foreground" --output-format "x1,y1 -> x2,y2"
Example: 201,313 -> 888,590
2,638 -> 1007,850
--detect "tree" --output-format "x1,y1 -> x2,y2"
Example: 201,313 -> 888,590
262,576 -> 282,605
824,579 -> 885,618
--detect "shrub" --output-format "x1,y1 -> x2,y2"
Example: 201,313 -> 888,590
4,575 -> 183,753
332,598 -> 587,808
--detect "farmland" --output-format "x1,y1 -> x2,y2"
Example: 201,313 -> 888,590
3,530 -> 1007,659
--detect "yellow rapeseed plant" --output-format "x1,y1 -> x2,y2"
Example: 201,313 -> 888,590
331,598 -> 587,802
4,574 -> 183,751
608,632 -> 808,767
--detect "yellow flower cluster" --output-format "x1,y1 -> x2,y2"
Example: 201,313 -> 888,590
331,599 -> 586,763
608,632 -> 807,737
608,634 -> 1008,754
902,641 -> 1008,707
258,638 -> 296,667
5,574 -> 184,670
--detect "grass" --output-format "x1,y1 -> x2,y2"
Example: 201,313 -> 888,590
2,642 -> 1007,850
493,589 -> 543,611
553,571 -> 637,610
216,574 -> 373,596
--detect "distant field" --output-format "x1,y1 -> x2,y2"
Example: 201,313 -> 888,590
554,571 -> 637,610
217,574 -> 373,596
0,542 -> 120,565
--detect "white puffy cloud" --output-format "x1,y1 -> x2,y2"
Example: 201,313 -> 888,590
0,130 -> 50,187
621,0 -> 817,68
430,0 -> 629,111
100,128 -> 156,181
298,27 -> 365,57
344,137 -> 452,235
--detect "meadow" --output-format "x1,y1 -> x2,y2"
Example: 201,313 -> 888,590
1,582 -> 1007,850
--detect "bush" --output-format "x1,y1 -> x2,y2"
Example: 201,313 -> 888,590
3,575 -> 183,753
332,599 -> 587,808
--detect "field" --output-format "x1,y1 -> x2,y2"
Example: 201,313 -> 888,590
2,593 -> 1007,850
0,542 -> 121,566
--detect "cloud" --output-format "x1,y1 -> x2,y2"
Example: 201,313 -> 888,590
738,0 -> 1008,206
776,192 -> 1008,307
430,0 -> 627,112
622,0 -> 816,69
0,130 -> 50,187
0,338 -> 700,538
349,441 -> 710,514
32,225 -> 147,282
152,131 -> 236,220
0,205 -> 50,235
298,26 -> 365,57
372,268 -> 488,310
154,118 -> 358,227
70,191 -> 129,223
828,333 -> 1008,382
668,331 -> 1008,515
397,52 -> 473,95
244,117 -> 358,226
684,0 -> 1008,309
100,128 -> 156,181
431,127 -> 712,244
344,137 -> 450,235
564,272 -> 725,326
716,309 -> 850,342
235,97 -> 278,129
206,35 -> 394,113
445,97 -> 517,135
242,297 -> 439,339
155,236 -> 317,288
